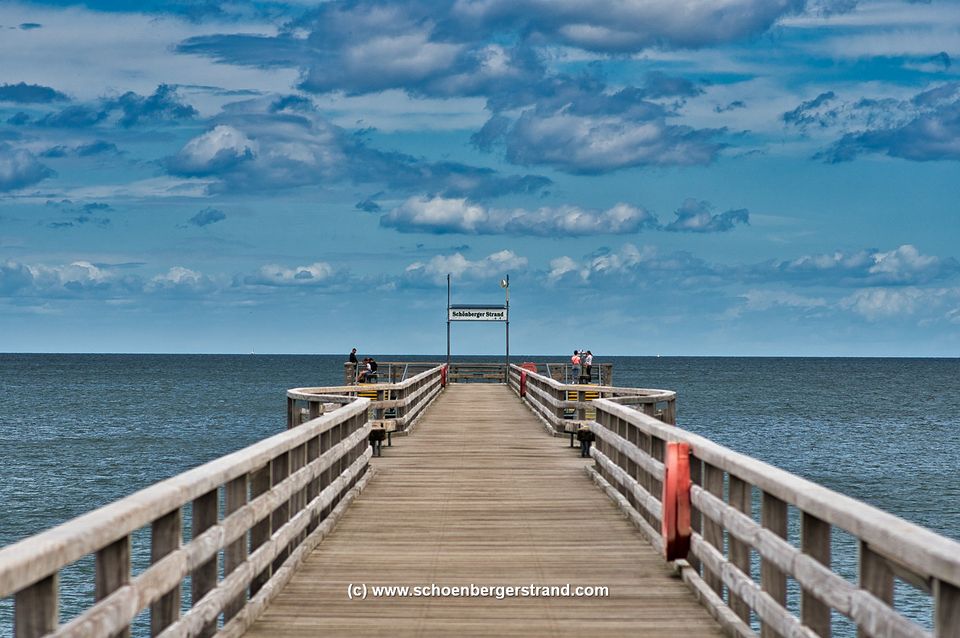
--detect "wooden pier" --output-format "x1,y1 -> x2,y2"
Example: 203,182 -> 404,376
1,363 -> 959,638
248,383 -> 722,637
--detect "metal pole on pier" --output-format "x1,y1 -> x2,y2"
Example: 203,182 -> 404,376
501,274 -> 509,382
446,273 -> 451,370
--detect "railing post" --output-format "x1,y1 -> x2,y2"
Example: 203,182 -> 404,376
728,476 -> 752,624
289,442 -> 308,548
192,489 -> 219,638
801,513 -> 831,637
287,397 -> 296,429
858,542 -> 894,638
935,579 -> 960,638
14,574 -> 58,638
702,463 -> 724,597
663,399 -> 676,425
271,452 -> 291,574
224,475 -> 248,622
761,492 -> 788,638
150,508 -> 181,636
306,434 -> 321,533
96,536 -> 131,638
688,455 -> 702,574
249,464 -> 272,596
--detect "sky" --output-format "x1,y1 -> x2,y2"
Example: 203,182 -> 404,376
0,0 -> 958,356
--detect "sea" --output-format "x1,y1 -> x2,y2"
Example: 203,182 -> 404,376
1,354 -> 958,635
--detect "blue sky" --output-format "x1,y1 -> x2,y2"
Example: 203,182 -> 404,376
1,0 -> 958,356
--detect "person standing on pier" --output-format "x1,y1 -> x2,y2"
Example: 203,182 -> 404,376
584,351 -> 593,384
349,348 -> 359,383
571,350 -> 581,384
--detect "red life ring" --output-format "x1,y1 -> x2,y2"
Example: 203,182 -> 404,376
519,370 -> 527,397
661,441 -> 692,561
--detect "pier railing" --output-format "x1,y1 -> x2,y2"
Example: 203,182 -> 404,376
579,395 -> 960,638
0,398 -> 373,638
343,361 -> 506,384
296,364 -> 445,434
507,364 -> 676,433
344,361 -> 614,385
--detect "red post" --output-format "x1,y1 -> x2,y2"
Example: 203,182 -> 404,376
519,370 -> 527,397
662,441 -> 692,561
440,365 -> 447,388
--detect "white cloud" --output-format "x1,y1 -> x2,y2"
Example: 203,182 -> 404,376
146,266 -> 215,294
170,125 -> 258,174
773,244 -> 958,286
382,196 -> 657,235
244,262 -> 336,287
0,3 -> 298,107
841,287 -> 960,321
547,244 -> 684,285
405,250 -> 527,284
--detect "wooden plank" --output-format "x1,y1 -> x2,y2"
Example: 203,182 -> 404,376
96,536 -> 131,638
271,453 -> 290,574
703,463 -> 725,598
224,475 -> 248,622
306,436 -> 321,534
728,476 -> 752,625
935,579 -> 960,638
192,489 -> 219,638
801,512 -> 831,638
689,455 -> 703,574
14,574 -> 57,638
150,508 -> 181,636
249,465 -> 271,597
243,384 -> 725,638
761,492 -> 787,638
858,541 -> 893,638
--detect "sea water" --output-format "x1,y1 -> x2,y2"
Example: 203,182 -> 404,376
1,354 -> 957,634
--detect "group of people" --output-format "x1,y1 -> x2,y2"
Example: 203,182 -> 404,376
570,349 -> 594,384
349,348 -> 378,383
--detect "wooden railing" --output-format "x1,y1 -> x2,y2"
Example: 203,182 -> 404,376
540,361 -> 614,386
580,396 -> 960,638
507,364 -> 676,435
344,361 -> 615,385
344,361 -> 510,384
295,364 -> 445,433
0,398 -> 373,638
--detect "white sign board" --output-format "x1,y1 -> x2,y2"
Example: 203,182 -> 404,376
449,307 -> 507,321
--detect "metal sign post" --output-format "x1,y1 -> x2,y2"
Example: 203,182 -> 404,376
501,275 -> 509,376
446,274 -> 451,369
446,274 -> 510,378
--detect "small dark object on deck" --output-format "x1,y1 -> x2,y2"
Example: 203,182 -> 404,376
576,426 -> 595,458
369,427 -> 386,456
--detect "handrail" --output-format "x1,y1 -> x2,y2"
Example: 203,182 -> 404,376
0,397 -> 373,638
507,364 -> 676,433
578,395 -> 960,637
292,365 -> 445,432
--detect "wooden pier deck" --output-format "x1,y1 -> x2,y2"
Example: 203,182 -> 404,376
244,383 -> 724,637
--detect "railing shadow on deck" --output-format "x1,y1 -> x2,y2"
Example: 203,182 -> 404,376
0,367 -> 446,638
509,363 -> 960,638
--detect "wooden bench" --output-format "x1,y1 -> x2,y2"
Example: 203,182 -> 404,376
369,420 -> 397,456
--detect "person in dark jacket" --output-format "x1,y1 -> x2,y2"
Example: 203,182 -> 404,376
576,425 -> 595,458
